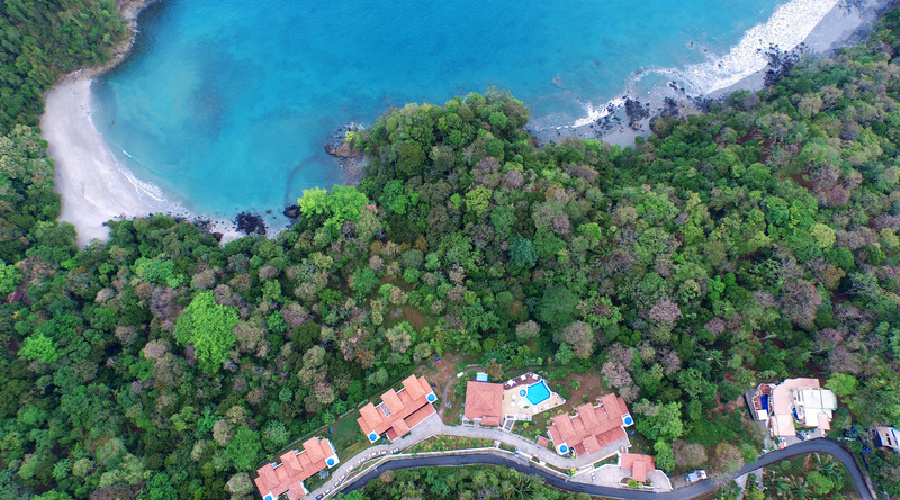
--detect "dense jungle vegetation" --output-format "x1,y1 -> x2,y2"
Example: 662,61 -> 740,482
4,2 -> 900,500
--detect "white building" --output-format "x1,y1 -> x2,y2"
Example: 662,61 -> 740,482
768,378 -> 837,446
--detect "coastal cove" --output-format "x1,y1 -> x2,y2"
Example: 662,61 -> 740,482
42,0 -> 886,246
9,0 -> 900,498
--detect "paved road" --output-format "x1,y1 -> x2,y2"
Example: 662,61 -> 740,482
307,413 -> 636,499
338,438 -> 875,500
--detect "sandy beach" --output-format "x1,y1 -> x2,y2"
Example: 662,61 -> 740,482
41,0 -> 252,246
43,77 -> 163,246
42,76 -> 247,246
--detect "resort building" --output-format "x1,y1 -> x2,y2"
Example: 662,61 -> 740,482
464,379 -> 505,426
547,393 -> 633,458
461,372 -> 565,429
358,374 -> 437,443
749,378 -> 837,446
872,426 -> 900,453
254,437 -> 339,500
619,453 -> 656,483
744,383 -> 772,421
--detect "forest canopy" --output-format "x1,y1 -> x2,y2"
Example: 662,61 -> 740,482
3,2 -> 900,500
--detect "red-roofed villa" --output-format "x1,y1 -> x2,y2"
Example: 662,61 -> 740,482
619,453 -> 656,483
464,380 -> 504,426
547,393 -> 633,457
358,374 -> 437,443
254,437 -> 339,500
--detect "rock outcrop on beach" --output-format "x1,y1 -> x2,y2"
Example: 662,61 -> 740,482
235,212 -> 266,236
324,126 -> 369,185
762,43 -> 806,87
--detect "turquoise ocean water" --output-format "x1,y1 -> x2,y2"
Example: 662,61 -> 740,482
92,0 -> 796,220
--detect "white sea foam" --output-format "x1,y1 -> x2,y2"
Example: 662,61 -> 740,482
573,99 -> 625,127
568,0 -> 839,128
675,0 -> 839,95
118,163 -> 166,203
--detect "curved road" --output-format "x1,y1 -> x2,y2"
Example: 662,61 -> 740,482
341,438 -> 874,500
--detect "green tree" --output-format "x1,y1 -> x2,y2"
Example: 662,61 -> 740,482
465,185 -> 492,217
809,223 -> 836,249
807,471 -> 835,496
509,237 -> 538,268
226,427 -> 262,471
0,259 -> 21,294
635,400 -> 684,443
261,420 -> 290,453
825,373 -> 858,398
298,185 -> 370,234
555,343 -> 575,365
175,291 -> 238,373
19,332 -> 58,364
654,440 -> 675,472
538,287 -> 578,330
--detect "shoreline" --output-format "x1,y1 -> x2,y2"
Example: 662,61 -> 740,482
42,0 -> 251,246
43,0 -> 894,247
529,0 -> 895,147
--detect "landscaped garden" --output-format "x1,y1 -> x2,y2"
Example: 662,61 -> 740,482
406,436 -> 495,454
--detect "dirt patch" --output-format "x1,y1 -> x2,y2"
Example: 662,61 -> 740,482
403,306 -> 427,330
560,371 -> 607,411
423,352 -> 469,421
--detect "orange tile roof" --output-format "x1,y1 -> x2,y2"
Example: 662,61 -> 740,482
620,453 -> 656,483
464,381 -> 504,425
383,389 -> 404,415
254,437 -> 338,500
288,483 -> 306,500
403,376 -> 426,400
548,393 -> 630,457
358,374 -> 436,442
405,403 -> 437,429
481,416 -> 502,426
633,462 -> 648,483
385,426 -> 400,442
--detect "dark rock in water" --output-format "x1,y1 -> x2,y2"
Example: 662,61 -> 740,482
283,204 -> 301,219
235,212 -> 266,235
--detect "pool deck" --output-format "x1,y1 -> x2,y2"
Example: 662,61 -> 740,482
501,375 -> 565,420
503,372 -> 542,391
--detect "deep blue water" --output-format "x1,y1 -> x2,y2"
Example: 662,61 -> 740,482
92,0 -> 795,218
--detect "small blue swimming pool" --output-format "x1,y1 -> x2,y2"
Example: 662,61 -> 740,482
623,415 -> 633,426
526,380 -> 551,405
264,495 -> 272,500
326,458 -> 335,466
559,444 -> 569,454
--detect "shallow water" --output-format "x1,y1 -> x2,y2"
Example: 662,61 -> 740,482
92,0 -> 815,218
